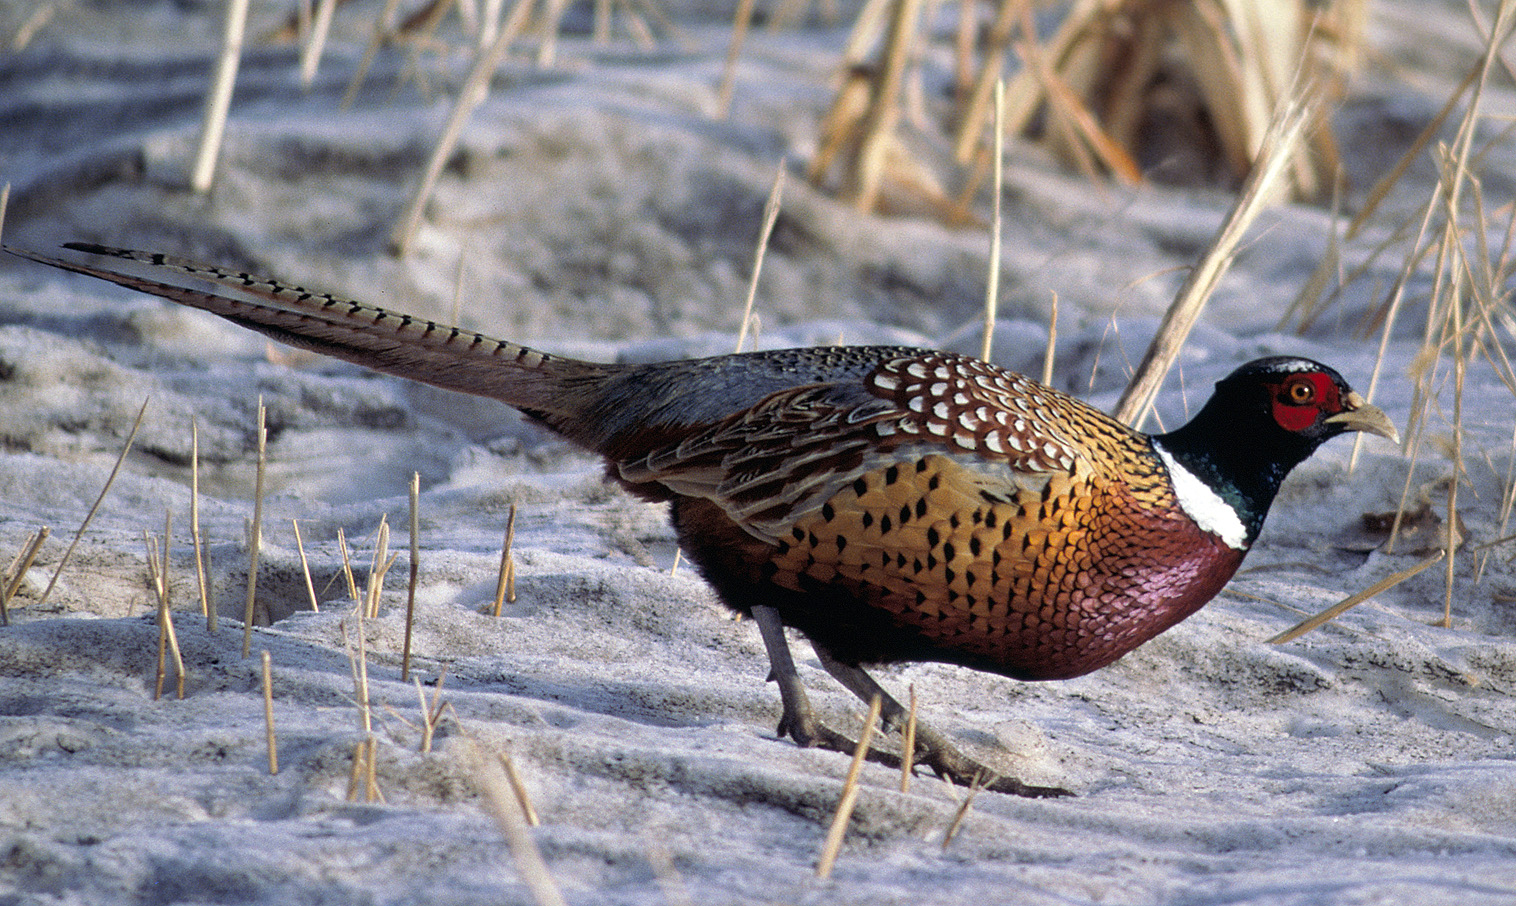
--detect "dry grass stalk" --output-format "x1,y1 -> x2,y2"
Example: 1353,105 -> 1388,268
0,526 -> 49,626
146,524 -> 186,700
262,650 -> 279,774
390,13 -> 519,256
391,0 -> 455,98
416,671 -> 448,753
1441,265 -> 1466,629
364,515 -> 394,619
0,182 -> 9,242
161,510 -> 186,700
346,737 -> 367,800
1345,63 -> 1478,242
1041,291 -> 1059,387
1018,7 -> 1143,186
341,0 -> 407,108
899,684 -> 917,794
735,164 -> 786,354
808,70 -> 872,194
717,0 -> 759,118
844,0 -> 921,212
365,737 -> 384,802
815,693 -> 882,879
191,0 -> 250,193
243,399 -> 268,658
292,519 -> 321,612
492,503 -> 517,617
1113,91 -> 1317,428
1267,551 -> 1445,644
149,533 -> 169,699
459,735 -> 567,906
593,0 -> 612,42
1342,211 -> 1430,473
189,421 -> 214,631
40,398 -> 149,608
343,604 -> 377,741
951,0 -> 1025,163
1373,3 -> 1516,624
403,472 -> 420,682
970,0 -> 1353,199
841,0 -> 895,68
299,0 -> 340,87
3,530 -> 48,599
1384,421 -> 1428,558
810,0 -> 932,213
958,0 -> 1099,163
1494,424 -> 1516,573
940,772 -> 986,848
534,0 -> 576,67
338,528 -> 360,605
981,77 -> 1005,363
501,752 -> 541,826
10,4 -> 56,51
346,735 -> 384,803
476,0 -> 506,47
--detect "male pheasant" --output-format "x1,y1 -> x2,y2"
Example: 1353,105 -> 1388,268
7,243 -> 1397,796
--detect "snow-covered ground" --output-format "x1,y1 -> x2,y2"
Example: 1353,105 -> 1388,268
1,2 -> 1513,903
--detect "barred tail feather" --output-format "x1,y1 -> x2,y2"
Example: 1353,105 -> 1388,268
4,243 -> 617,419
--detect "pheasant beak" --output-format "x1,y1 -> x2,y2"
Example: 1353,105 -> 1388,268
1325,392 -> 1400,445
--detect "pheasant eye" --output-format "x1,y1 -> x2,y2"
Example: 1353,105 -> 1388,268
1285,379 -> 1315,404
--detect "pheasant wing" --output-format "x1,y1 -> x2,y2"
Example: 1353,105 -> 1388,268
618,351 -> 1109,544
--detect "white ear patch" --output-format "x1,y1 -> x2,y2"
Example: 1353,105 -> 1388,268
1152,442 -> 1249,550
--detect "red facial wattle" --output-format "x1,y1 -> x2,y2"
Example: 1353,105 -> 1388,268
1270,372 -> 1341,433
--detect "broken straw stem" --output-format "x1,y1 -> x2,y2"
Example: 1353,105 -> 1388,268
191,0 -> 250,192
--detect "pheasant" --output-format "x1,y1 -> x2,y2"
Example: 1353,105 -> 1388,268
6,243 -> 1398,796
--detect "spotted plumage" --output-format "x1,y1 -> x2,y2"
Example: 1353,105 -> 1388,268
5,242 -> 1399,796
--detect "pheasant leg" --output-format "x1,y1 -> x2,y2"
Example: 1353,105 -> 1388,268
752,605 -> 1069,798
811,648 -> 1071,798
750,605 -> 861,753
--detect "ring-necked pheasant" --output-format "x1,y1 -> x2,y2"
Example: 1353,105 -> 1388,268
6,243 -> 1397,797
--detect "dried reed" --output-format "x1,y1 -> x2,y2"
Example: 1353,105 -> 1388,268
364,515 -> 393,619
459,735 -> 566,906
390,14 -> 518,255
403,472 -> 420,681
815,693 -> 882,879
146,523 -> 185,700
735,164 -> 786,354
189,421 -> 214,631
191,0 -> 249,192
940,772 -> 986,848
717,0 -> 758,118
0,526 -> 49,626
9,4 -> 55,51
299,0 -> 340,87
1041,292 -> 1059,387
1267,551 -> 1446,644
491,504 -> 517,617
39,398 -> 148,608
243,399 -> 267,658
980,77 -> 1004,363
262,650 -> 278,774
1114,92 -> 1317,428
899,684 -> 917,794
292,519 -> 321,612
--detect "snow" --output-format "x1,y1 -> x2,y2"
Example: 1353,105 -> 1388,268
0,1 -> 1513,904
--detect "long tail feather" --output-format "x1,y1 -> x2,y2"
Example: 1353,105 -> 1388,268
4,243 -> 616,416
